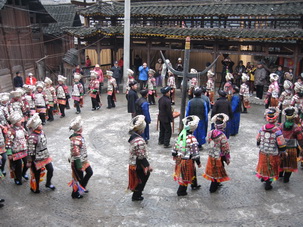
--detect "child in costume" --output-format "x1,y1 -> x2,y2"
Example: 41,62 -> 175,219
167,71 -> 176,105
106,70 -> 118,109
44,77 -> 57,122
206,70 -> 215,104
88,71 -> 101,111
224,73 -> 233,101
0,93 -> 10,176
9,89 -> 27,119
172,115 -> 201,196
279,107 -> 303,183
278,80 -> 293,123
291,83 -> 303,126
56,75 -> 69,118
240,73 -> 250,113
147,69 -> 157,105
72,73 -> 84,114
23,84 -> 36,117
128,115 -> 152,201
69,116 -> 93,199
187,68 -> 198,100
203,113 -> 230,193
265,73 -> 280,108
34,81 -> 48,125
27,113 -> 55,193
6,111 -> 29,185
256,108 -> 286,190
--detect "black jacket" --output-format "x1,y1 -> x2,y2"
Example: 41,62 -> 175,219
13,76 -> 23,88
211,97 -> 233,119
188,97 -> 206,120
158,95 -> 173,123
127,89 -> 138,113
110,66 -> 122,79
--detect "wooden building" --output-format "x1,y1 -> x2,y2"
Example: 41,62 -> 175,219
65,0 -> 303,84
0,0 -> 56,92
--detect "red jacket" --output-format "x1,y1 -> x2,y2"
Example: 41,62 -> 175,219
25,77 -> 37,85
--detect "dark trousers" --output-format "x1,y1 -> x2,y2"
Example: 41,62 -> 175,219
59,104 -> 65,117
74,100 -> 81,112
139,80 -> 147,90
240,96 -> 247,112
132,168 -> 150,199
159,121 -> 172,146
31,162 -> 54,190
47,106 -> 54,121
12,157 -> 28,182
107,95 -> 115,108
91,97 -> 100,109
148,94 -> 155,104
0,153 -> 7,172
99,83 -> 103,94
210,180 -> 219,192
38,113 -> 46,123
75,165 -> 93,189
256,85 -> 264,99
177,185 -> 188,195
66,99 -> 70,109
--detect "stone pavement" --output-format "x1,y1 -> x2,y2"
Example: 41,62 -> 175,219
1,89 -> 303,227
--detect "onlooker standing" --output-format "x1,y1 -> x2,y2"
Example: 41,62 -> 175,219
13,72 -> 23,88
127,81 -> 139,118
158,86 -> 173,148
155,58 -> 163,87
254,62 -> 267,100
175,57 -> 183,88
234,60 -> 246,87
73,65 -> 85,93
138,63 -> 149,90
275,65 -> 285,94
220,55 -> 234,89
85,55 -> 91,68
110,61 -> 122,91
25,73 -> 37,86
134,55 -> 142,76
118,57 -> 124,73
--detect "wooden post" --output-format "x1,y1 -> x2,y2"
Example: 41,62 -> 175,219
0,24 -> 14,83
77,37 -> 81,65
147,39 -> 151,66
213,43 -> 218,90
293,44 -> 299,78
97,41 -> 101,65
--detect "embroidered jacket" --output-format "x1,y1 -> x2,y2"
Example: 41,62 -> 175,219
72,82 -> 84,97
8,98 -> 27,117
128,133 -> 149,166
279,89 -> 292,108
167,76 -> 176,89
88,78 -> 100,93
34,91 -> 48,107
207,129 -> 230,160
28,130 -> 50,162
70,133 -> 88,164
224,81 -> 233,96
45,85 -> 57,105
6,126 -> 28,156
56,84 -> 69,99
279,124 -> 303,148
147,76 -> 156,91
107,77 -> 117,91
206,78 -> 215,92
0,103 -> 9,126
24,94 -> 35,110
240,82 -> 250,97
267,82 -> 280,99
172,134 -> 200,163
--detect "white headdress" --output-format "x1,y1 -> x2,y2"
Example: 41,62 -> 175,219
269,73 -> 279,82
36,81 -> 45,89
8,111 -> 23,125
90,70 -> 98,79
0,93 -> 10,103
225,73 -> 233,81
69,116 -> 83,132
129,115 -> 146,132
73,73 -> 82,81
182,115 -> 200,132
44,77 -> 53,85
241,73 -> 249,82
26,113 -> 42,130
207,70 -> 214,78
106,70 -> 113,77
127,69 -> 134,76
58,75 -> 67,82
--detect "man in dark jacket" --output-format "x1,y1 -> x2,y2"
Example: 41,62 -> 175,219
211,90 -> 233,138
254,62 -> 267,99
127,81 -> 138,118
275,65 -> 284,95
158,86 -> 173,148
111,61 -> 122,91
13,72 -> 23,88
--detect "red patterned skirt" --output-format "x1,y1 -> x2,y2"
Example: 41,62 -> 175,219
270,97 -> 279,107
203,156 -> 230,182
280,148 -> 298,172
128,165 -> 140,191
256,152 -> 280,181
174,158 -> 195,186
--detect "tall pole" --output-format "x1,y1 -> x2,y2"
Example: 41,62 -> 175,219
179,37 -> 191,130
123,0 -> 131,93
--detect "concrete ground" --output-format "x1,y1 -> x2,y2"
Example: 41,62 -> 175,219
1,89 -> 303,227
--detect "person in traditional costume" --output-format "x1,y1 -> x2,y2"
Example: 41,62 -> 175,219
147,69 -> 157,105
224,72 -> 233,101
230,85 -> 241,136
187,69 -> 198,100
211,90 -> 233,139
158,86 -> 173,148
278,80 -> 293,123
206,70 -> 215,105
106,70 -> 118,109
6,111 -> 28,185
172,115 -> 201,196
44,77 -> 57,122
34,81 -> 48,125
203,113 -> 230,193
27,113 -> 55,193
8,89 -> 27,119
135,90 -> 151,143
69,116 -> 93,199
186,88 -> 208,149
88,70 -> 101,111
23,84 -> 36,116
290,82 -> 303,126
56,75 -> 69,118
167,71 -> 176,105
72,73 -> 84,114
0,93 -> 10,176
240,73 -> 250,113
125,69 -> 135,94
127,80 -> 138,118
279,107 -> 303,183
128,115 -> 152,201
93,64 -> 104,94
265,73 -> 280,108
256,108 -> 286,190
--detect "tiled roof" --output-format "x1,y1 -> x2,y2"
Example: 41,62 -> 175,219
79,1 -> 303,17
43,4 -> 81,35
64,26 -> 303,41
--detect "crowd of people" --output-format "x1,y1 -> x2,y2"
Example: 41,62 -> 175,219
1,55 -> 303,206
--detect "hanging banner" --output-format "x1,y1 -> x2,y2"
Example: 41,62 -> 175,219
284,58 -> 294,68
